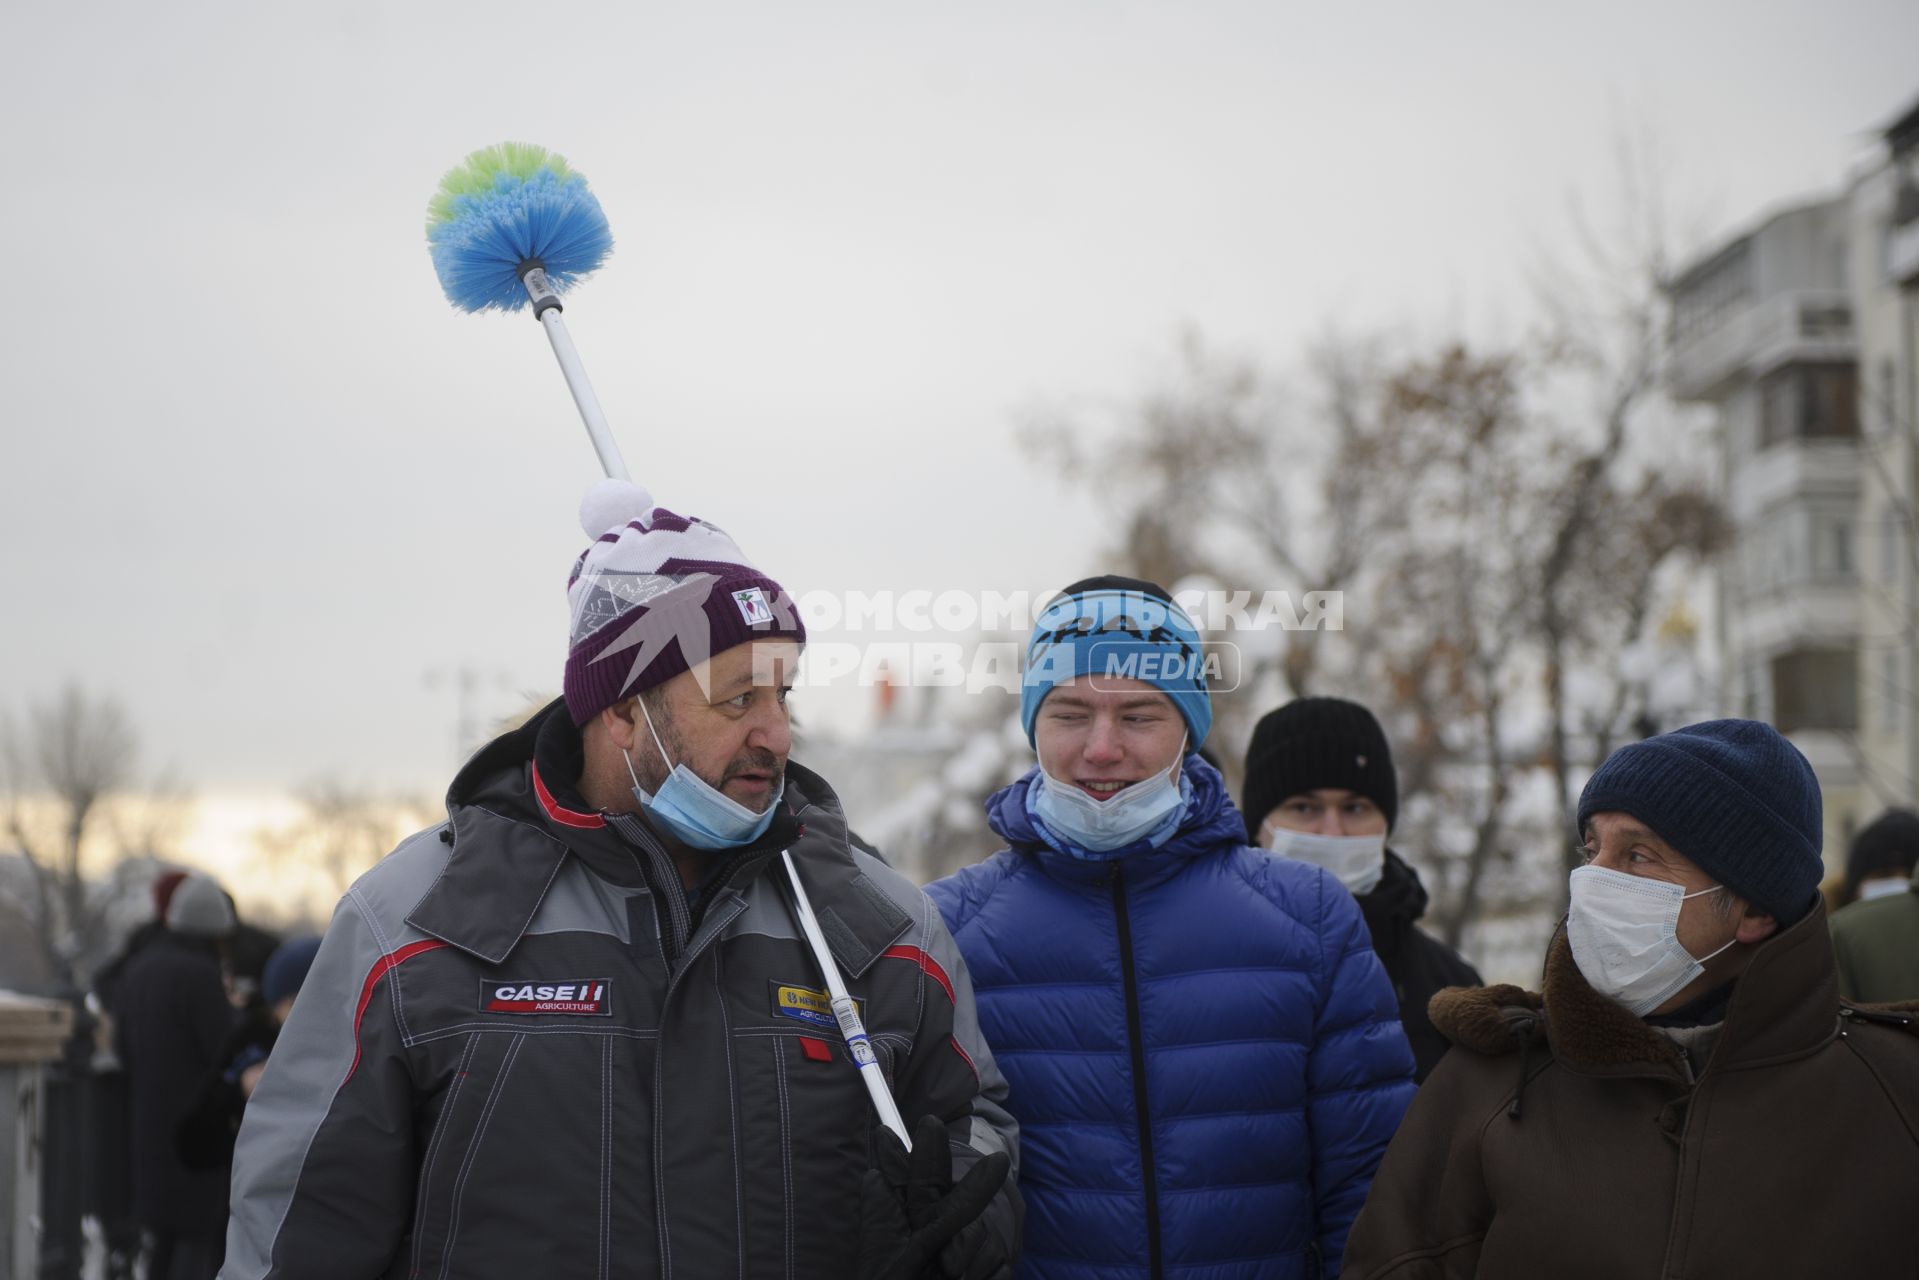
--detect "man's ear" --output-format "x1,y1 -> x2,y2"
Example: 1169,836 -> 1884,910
599,697 -> 642,753
1735,906 -> 1779,946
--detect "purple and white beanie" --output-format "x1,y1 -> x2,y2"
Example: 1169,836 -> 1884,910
563,480 -> 806,726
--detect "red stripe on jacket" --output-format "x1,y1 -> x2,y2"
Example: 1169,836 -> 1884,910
345,940 -> 448,1083
532,762 -> 606,829
880,944 -> 955,1003
878,944 -> 979,1079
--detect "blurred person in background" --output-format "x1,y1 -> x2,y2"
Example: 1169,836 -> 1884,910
1344,721 -> 1919,1280
1240,697 -> 1482,1083
1829,808 -> 1919,1002
220,892 -> 282,1016
89,866 -> 191,1280
178,934 -> 322,1171
1837,806 -> 1919,906
93,867 -> 191,1030
117,871 -> 240,1280
931,577 -> 1414,1280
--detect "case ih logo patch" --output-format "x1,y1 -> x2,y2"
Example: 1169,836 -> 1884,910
482,979 -> 611,1016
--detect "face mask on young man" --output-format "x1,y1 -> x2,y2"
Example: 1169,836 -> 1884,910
1033,736 -> 1187,856
1856,877 -> 1911,902
1565,864 -> 1735,1016
1266,828 -> 1388,896
623,695 -> 782,850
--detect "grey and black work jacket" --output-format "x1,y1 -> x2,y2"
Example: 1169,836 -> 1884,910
223,706 -> 1019,1278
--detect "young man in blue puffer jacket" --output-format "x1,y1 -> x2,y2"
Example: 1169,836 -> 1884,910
928,576 -> 1415,1280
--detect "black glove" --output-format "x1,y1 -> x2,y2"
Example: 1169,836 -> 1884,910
858,1114 -> 1011,1280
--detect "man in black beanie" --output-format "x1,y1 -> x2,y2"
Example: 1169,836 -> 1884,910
1345,719 -> 1919,1280
1241,697 -> 1481,1081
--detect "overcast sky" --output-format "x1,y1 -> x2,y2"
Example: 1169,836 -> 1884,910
4,0 -> 1916,797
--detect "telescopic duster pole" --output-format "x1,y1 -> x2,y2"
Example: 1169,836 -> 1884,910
519,264 -> 628,481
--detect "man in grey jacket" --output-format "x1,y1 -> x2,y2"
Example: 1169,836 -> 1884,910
223,481 -> 1018,1279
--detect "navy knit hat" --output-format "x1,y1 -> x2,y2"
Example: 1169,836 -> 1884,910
1021,576 -> 1212,748
263,935 -> 323,1008
1576,719 -> 1823,925
1240,697 -> 1399,841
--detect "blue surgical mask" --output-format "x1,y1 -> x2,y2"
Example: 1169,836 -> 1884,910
623,698 -> 782,850
1031,739 -> 1188,857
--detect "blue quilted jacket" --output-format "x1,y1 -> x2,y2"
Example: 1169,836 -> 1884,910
927,757 -> 1415,1280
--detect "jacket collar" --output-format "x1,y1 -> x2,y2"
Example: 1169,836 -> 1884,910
1432,902 -> 1842,1079
1357,848 -> 1428,944
984,753 -> 1252,887
406,701 -> 910,972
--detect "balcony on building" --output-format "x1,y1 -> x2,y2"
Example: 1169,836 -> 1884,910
1666,199 -> 1854,402
1669,289 -> 1855,402
1771,648 -> 1860,734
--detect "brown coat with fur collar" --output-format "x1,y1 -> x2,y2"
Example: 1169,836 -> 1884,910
1342,903 -> 1919,1279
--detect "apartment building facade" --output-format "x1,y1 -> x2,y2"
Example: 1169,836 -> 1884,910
1667,97 -> 1919,863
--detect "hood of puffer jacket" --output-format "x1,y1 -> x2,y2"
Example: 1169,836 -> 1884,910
985,753 -> 1253,886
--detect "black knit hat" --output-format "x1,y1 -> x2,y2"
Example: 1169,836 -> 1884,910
1846,808 -> 1919,898
1241,697 -> 1399,842
1576,719 -> 1824,925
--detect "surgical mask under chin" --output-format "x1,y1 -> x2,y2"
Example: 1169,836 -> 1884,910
1267,829 -> 1387,896
623,700 -> 782,851
1032,740 -> 1187,857
1566,865 -> 1736,1017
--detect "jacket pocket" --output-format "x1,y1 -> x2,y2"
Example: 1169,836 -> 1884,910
406,1031 -> 609,1280
730,1029 -> 874,1278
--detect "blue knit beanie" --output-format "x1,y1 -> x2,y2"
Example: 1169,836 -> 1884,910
1576,719 -> 1823,925
1021,576 -> 1213,748
262,935 -> 324,1008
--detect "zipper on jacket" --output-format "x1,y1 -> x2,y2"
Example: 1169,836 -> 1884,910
1110,865 -> 1163,1279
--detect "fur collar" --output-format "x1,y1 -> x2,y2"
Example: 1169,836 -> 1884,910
1433,904 -> 1876,1076
1430,935 -> 1685,1075
1428,983 -> 1545,1055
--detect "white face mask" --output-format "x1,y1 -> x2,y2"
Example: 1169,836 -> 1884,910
1857,877 -> 1910,902
1032,737 -> 1187,857
1567,865 -> 1735,1017
1266,829 -> 1386,896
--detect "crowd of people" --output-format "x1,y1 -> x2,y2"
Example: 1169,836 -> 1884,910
87,479 -> 1918,1279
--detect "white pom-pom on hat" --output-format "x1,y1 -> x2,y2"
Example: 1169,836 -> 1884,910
579,478 -> 656,538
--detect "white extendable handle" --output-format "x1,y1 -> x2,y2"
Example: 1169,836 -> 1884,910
521,267 -> 629,481
781,849 -> 913,1150
539,308 -> 628,480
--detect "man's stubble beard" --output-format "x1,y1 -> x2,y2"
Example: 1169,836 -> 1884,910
637,696 -> 786,815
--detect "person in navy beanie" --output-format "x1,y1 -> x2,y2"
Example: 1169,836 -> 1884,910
930,575 -> 1414,1279
1345,719 -> 1919,1280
